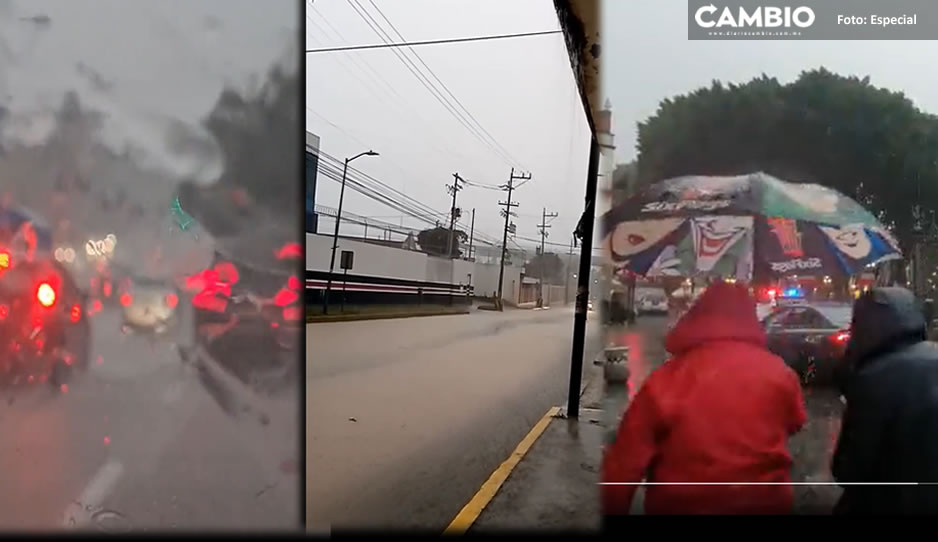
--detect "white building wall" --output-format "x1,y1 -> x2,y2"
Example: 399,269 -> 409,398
309,232 -> 527,304
307,233 -> 427,281
472,262 -> 523,304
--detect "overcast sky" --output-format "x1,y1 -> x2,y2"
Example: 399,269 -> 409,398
0,0 -> 295,184
306,0 -> 590,254
605,0 -> 938,164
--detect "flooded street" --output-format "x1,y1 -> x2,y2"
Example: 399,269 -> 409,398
0,295 -> 299,530
307,307 -> 603,531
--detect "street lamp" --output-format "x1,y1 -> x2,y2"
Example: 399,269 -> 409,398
322,149 -> 379,314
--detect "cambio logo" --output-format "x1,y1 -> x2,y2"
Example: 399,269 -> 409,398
695,4 -> 816,29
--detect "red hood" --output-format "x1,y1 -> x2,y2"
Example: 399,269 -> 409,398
665,281 -> 766,356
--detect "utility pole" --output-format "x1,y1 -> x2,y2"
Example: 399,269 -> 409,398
536,207 -> 558,308
445,173 -> 464,259
496,167 -> 529,311
467,208 -> 475,262
564,235 -> 575,305
566,136 -> 600,419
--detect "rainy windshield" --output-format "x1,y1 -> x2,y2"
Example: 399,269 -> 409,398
0,0 -> 300,531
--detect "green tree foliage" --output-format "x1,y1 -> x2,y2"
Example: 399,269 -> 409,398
418,226 -> 467,258
634,68 -> 938,252
526,252 -> 564,284
179,59 -> 299,238
611,160 -> 639,207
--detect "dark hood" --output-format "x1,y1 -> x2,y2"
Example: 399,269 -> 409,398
845,287 -> 927,366
665,281 -> 767,356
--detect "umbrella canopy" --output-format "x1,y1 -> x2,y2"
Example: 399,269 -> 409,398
602,172 -> 901,280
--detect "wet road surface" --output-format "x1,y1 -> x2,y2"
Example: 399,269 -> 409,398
0,298 -> 299,531
307,307 -> 602,531
605,315 -> 845,514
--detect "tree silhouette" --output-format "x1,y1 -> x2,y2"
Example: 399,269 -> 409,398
633,68 -> 938,253
418,226 -> 467,258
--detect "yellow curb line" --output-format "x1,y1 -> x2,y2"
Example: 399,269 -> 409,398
442,406 -> 562,535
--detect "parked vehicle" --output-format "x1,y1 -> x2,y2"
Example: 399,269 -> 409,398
761,300 -> 852,386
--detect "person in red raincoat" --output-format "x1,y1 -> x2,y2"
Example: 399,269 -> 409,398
602,280 -> 806,515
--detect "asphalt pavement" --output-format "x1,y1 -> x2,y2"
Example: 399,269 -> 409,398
0,297 -> 300,532
307,306 -> 602,532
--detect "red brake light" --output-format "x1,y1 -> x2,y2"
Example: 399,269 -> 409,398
37,282 -> 56,307
834,331 -> 850,343
120,293 -> 133,307
166,293 -> 178,308
71,304 -> 82,323
767,289 -> 777,297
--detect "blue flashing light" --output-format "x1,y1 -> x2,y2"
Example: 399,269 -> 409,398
783,288 -> 802,298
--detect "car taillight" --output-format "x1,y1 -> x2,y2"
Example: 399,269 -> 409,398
70,304 -> 82,323
37,282 -> 56,307
166,293 -> 178,308
833,331 -> 850,343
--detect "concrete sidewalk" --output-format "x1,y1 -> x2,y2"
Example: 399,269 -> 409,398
446,311 -> 846,526
441,317 -> 670,532
467,407 -> 604,533
444,319 -> 633,534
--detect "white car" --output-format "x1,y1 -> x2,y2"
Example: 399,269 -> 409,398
120,276 -> 180,334
638,295 -> 668,315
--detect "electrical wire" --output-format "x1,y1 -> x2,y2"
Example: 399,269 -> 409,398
315,154 -> 504,246
316,168 -> 502,248
342,0 -> 526,170
305,29 -> 562,54
364,0 -> 526,171
308,1 -> 480,170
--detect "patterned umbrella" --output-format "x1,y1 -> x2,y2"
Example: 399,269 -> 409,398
602,172 -> 901,280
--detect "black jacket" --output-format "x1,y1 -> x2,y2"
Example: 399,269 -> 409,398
832,287 -> 938,515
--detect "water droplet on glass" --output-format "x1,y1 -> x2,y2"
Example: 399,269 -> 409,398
91,508 -> 131,532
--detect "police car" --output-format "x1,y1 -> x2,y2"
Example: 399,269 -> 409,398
761,288 -> 852,386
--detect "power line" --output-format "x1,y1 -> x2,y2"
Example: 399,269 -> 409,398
342,0 -> 522,170
317,149 -> 451,224
364,0 -> 526,171
315,152 -> 503,245
461,177 -> 504,191
318,148 -> 498,244
308,2 -> 479,170
316,169 -> 501,248
305,29 -> 562,54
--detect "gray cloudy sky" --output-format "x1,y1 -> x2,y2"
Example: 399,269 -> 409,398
605,0 -> 938,164
0,0 -> 295,183
306,0 -> 590,254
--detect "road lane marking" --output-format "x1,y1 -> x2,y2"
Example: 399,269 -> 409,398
63,460 -> 124,528
443,406 -> 560,535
